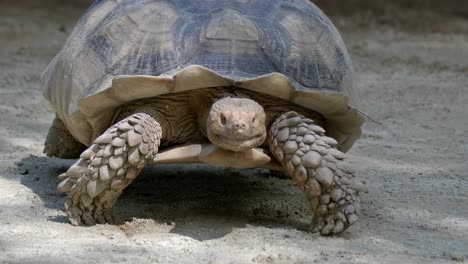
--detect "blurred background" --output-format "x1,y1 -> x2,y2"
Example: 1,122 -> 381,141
5,0 -> 467,14
1,0 -> 467,33
2,0 -> 468,14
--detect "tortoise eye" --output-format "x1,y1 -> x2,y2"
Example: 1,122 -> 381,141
220,114 -> 227,125
252,117 -> 256,123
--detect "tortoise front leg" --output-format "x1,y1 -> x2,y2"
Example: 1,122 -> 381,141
268,112 -> 366,235
57,113 -> 162,225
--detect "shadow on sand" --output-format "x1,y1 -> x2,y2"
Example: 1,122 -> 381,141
19,155 -> 310,241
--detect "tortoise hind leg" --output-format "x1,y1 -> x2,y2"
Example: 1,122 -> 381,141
268,112 -> 367,235
57,113 -> 162,225
44,116 -> 86,158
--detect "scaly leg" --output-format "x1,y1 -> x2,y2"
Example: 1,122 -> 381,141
44,116 -> 86,158
57,113 -> 162,225
268,112 -> 366,235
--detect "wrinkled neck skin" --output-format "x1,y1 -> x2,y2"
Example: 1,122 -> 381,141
205,97 -> 267,152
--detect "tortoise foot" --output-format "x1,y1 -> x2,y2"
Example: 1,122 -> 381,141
65,197 -> 115,226
44,116 -> 86,158
312,185 -> 361,235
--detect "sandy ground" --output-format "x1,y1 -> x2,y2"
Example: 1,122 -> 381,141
0,1 -> 467,263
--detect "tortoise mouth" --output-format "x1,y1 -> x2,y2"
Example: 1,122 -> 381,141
210,133 -> 266,152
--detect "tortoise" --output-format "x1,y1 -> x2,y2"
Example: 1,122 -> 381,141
41,0 -> 366,235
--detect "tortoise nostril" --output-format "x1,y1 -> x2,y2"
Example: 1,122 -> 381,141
235,122 -> 246,130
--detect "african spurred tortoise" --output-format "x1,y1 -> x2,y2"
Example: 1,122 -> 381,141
42,0 -> 366,235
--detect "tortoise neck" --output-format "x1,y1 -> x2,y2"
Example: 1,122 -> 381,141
113,87 -> 324,148
114,88 -> 226,146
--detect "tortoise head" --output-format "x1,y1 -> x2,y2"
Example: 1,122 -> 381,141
206,97 -> 266,152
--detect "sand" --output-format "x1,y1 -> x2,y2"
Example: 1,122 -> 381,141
0,1 -> 467,263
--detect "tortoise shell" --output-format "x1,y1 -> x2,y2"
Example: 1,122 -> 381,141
41,0 -> 364,152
